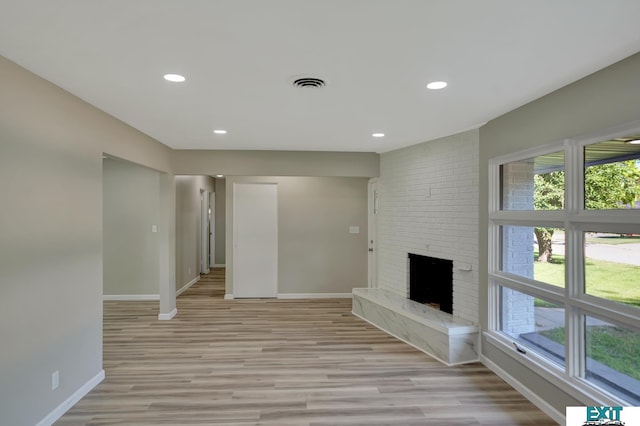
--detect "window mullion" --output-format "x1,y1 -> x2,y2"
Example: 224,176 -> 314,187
564,140 -> 584,380
566,224 -> 585,379
564,138 -> 580,215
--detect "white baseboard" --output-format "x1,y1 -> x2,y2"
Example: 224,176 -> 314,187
277,293 -> 353,299
225,293 -> 351,300
103,294 -> 159,301
212,264 -> 226,268
36,369 -> 105,426
158,307 -> 177,321
176,276 -> 200,296
481,355 -> 565,425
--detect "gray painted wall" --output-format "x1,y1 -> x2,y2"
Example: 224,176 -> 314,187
175,175 -> 215,291
479,52 -> 640,415
172,149 -> 379,178
225,176 -> 369,296
103,158 -> 161,296
0,55 -> 174,426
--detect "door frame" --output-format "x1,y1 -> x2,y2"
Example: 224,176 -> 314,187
368,178 -> 379,288
209,191 -> 215,268
200,189 -> 210,274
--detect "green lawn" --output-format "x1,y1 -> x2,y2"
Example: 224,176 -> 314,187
533,253 -> 640,308
541,326 -> 640,381
535,252 -> 640,380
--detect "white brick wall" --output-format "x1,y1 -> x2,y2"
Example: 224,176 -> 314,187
377,130 -> 479,324
500,161 -> 535,335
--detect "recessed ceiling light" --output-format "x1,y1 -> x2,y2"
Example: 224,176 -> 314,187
213,130 -> 227,134
427,81 -> 447,90
163,74 -> 185,82
627,139 -> 640,144
372,133 -> 385,138
215,174 -> 224,178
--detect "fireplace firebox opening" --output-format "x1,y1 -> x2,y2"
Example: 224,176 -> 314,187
408,253 -> 453,314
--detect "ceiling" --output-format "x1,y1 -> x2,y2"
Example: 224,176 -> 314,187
1,1 -> 640,153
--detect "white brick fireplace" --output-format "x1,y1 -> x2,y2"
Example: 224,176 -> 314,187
352,129 -> 480,365
377,129 -> 479,323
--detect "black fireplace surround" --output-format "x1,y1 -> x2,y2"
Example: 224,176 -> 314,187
408,253 -> 453,314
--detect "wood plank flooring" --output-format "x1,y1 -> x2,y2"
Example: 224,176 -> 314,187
56,269 -> 557,425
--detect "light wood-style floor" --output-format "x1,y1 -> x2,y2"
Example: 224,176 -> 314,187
56,269 -> 557,425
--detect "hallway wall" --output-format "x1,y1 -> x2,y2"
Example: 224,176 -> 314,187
103,158 -> 161,297
225,176 -> 369,296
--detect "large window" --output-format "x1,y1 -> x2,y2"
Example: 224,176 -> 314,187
489,132 -> 640,405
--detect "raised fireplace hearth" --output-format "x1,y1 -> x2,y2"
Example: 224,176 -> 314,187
351,253 -> 478,365
408,253 -> 453,314
351,288 -> 478,365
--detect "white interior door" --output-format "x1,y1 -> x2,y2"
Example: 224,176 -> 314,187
233,183 -> 278,298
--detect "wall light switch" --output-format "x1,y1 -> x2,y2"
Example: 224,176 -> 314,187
349,226 -> 360,234
151,225 -> 158,233
52,370 -> 59,390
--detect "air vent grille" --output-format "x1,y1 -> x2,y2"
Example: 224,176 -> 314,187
292,77 -> 326,88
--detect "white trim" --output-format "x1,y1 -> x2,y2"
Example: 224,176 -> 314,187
209,190 -> 215,268
176,276 -> 200,297
573,118 -> 640,149
158,307 -> 177,321
489,138 -> 568,168
36,369 -> 105,426
200,189 -> 209,275
481,355 -> 565,425
277,293 -> 352,299
367,178 -> 379,289
103,294 -> 159,301
484,331 -> 628,406
224,294 -> 234,300
212,263 -> 226,267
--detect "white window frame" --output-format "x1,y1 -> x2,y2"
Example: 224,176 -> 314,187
487,121 -> 640,406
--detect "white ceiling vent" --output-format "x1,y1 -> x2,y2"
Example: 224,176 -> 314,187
292,77 -> 326,88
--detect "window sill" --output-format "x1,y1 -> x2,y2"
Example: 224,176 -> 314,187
482,331 -> 630,407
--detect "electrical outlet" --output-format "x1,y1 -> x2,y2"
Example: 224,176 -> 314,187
52,370 -> 59,390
